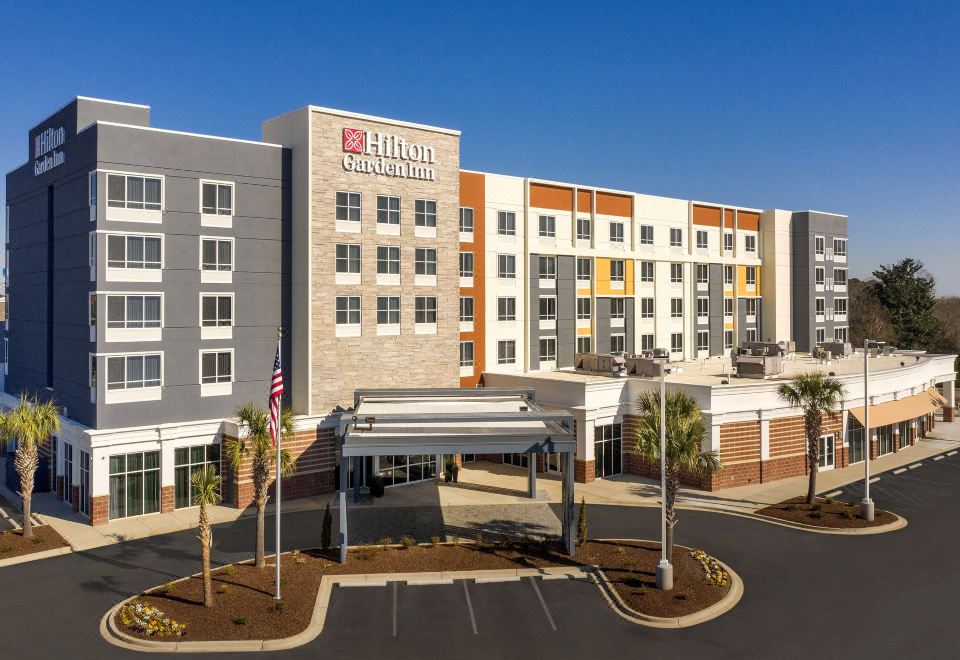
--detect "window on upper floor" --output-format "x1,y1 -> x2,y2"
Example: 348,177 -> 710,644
745,235 -> 757,253
498,254 -> 516,279
459,341 -> 474,368
611,298 -> 625,319
697,331 -> 709,352
724,298 -> 734,317
202,182 -> 233,216
498,340 -> 517,364
377,195 -> 400,225
459,207 -> 474,233
107,295 -> 162,329
107,354 -> 162,390
610,259 -> 625,282
670,263 -> 683,283
107,235 -> 162,269
577,257 -> 591,281
415,296 -> 437,324
539,337 -> 557,363
498,211 -> 516,235
201,350 -> 233,385
640,224 -> 654,245
335,191 -> 361,222
670,228 -> 682,247
696,264 -> 709,284
377,245 -> 400,274
539,296 -> 557,321
834,268 -> 848,286
745,266 -> 757,286
815,235 -> 825,256
459,252 -> 474,278
539,255 -> 556,279
108,173 -> 162,210
640,297 -> 654,319
670,333 -> 683,352
335,243 -> 361,273
724,265 -> 734,285
497,297 -> 516,321
336,296 -> 361,326
538,215 -> 556,238
815,266 -> 825,286
835,297 -> 848,315
201,238 -> 233,272
415,248 -> 437,276
723,232 -> 733,252
577,297 -> 591,320
415,199 -> 437,227
671,298 -> 683,318
576,218 -> 591,240
745,298 -> 758,316
697,297 -> 709,318
201,294 -> 233,327
639,261 -> 654,283
459,297 -> 474,323
816,297 -> 825,316
834,238 -> 847,257
610,221 -> 624,243
377,296 -> 401,325
696,230 -> 708,249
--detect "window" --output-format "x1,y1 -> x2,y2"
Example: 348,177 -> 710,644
815,235 -> 825,256
415,248 -> 437,275
670,228 -> 682,247
670,263 -> 683,283
834,268 -> 848,286
696,264 -> 709,284
498,297 -> 516,321
697,331 -> 709,352
745,266 -> 757,286
594,423 -> 622,478
696,230 -> 708,249
89,355 -> 97,388
611,298 -> 625,320
671,298 -> 683,318
815,297 -> 825,317
671,333 -> 683,353
724,330 -> 734,349
538,255 -> 557,279
459,341 -> 474,368
577,298 -> 591,320
201,295 -> 232,327
107,354 -> 161,390
610,259 -> 625,282
201,182 -> 232,216
611,334 -> 626,353
107,295 -> 161,329
108,451 -> 160,519
835,326 -> 848,341
834,238 -> 847,257
201,238 -> 232,271
459,252 -> 474,278
335,243 -> 361,273
539,296 -> 557,321
336,191 -> 361,222
724,298 -> 734,317
377,296 -> 400,324
746,328 -> 758,342
639,224 -> 654,245
577,257 -> 591,281
174,445 -> 220,509
577,218 -> 591,240
539,337 -> 557,363
336,296 -> 361,325
498,211 -> 516,235
815,266 -> 825,286
376,246 -> 400,274
107,235 -> 162,269
640,297 -> 654,319
498,254 -> 516,279
745,235 -> 757,253
816,327 -> 826,344
723,232 -> 733,252
415,296 -> 437,323
609,221 -> 624,243
414,199 -> 437,227
640,334 -> 654,351
201,350 -> 232,384
498,340 -> 516,364
89,172 -> 97,215
724,265 -> 734,285
89,293 -> 97,328
697,297 -> 709,318
577,336 -> 592,354
107,173 -> 162,210
538,215 -> 556,238
834,297 -> 848,315
459,297 -> 474,322
639,261 -> 654,283
745,298 -> 758,316
377,195 -> 400,225
458,207 -> 474,233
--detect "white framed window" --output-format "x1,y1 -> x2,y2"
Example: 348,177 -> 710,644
106,172 -> 163,213
200,294 -> 233,340
833,238 -> 847,257
200,180 -> 233,226
835,326 -> 849,342
577,257 -> 591,281
723,232 -> 733,252
610,259 -> 625,282
538,215 -> 556,238
671,298 -> 683,318
105,353 -> 162,403
724,298 -> 734,317
200,237 -> 233,283
89,353 -> 96,388
335,296 -> 361,336
724,330 -> 733,350
89,232 -> 97,278
498,254 -> 516,279
745,235 -> 757,253
608,298 -> 624,321
669,227 -> 682,247
577,297 -> 591,320
106,294 -> 162,330
609,221 -> 624,243
670,333 -> 683,353
696,264 -> 709,285
697,331 -> 709,352
377,195 -> 400,225
336,191 -> 361,222
415,199 -> 437,227
539,296 -> 557,321
697,297 -> 709,319
497,297 -> 516,321
415,248 -> 437,275
459,296 -> 474,323
815,235 -> 825,256
611,333 -> 626,353
539,255 -> 556,280
377,296 -> 401,325
696,230 -> 708,249
459,207 -> 474,234
498,340 -> 516,364
745,298 -> 758,316
640,334 -> 654,351
107,234 -> 162,270
834,268 -> 848,286
200,349 -> 233,396
577,336 -> 592,354
539,337 -> 557,363
815,297 -> 825,317
746,328 -> 758,342
459,252 -> 474,278
459,341 -> 475,368
498,211 -> 516,236
834,297 -> 848,316
815,266 -> 825,286
816,327 -> 826,344
377,245 -> 400,274
670,263 -> 683,283
88,172 -> 97,221
745,266 -> 757,286
640,297 -> 654,319
415,296 -> 438,325
576,218 -> 591,240
639,261 -> 654,283
335,243 -> 361,273
724,265 -> 734,285
89,292 -> 97,330
639,224 -> 654,245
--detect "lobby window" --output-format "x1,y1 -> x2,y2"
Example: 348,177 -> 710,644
577,297 -> 591,320
174,445 -> 220,509
377,195 -> 400,225
577,218 -> 591,240
670,333 -> 683,353
202,182 -> 233,216
201,295 -> 233,328
459,297 -> 474,323
640,297 -> 654,319
670,228 -> 682,247
336,191 -> 361,222
815,297 -> 825,317
498,340 -> 516,364
539,255 -> 556,280
498,211 -> 516,235
577,336 -> 592,354
335,296 -> 361,326
107,354 -> 162,390
697,297 -> 709,319
671,298 -> 683,318
539,296 -> 557,321
639,224 -> 654,245
815,235 -> 825,256
696,230 -> 708,249
640,334 -> 654,351
745,235 -> 757,253
377,246 -> 400,274
611,333 -> 626,353
745,266 -> 757,286
107,235 -> 162,269
415,296 -> 437,324
724,265 -> 734,285
538,215 -> 556,238
539,337 -> 557,363
723,232 -> 733,252
610,221 -> 624,243
815,266 -> 825,286
834,238 -> 847,257
697,331 -> 709,352
670,263 -> 683,283
201,238 -> 233,272
415,248 -> 437,275
458,207 -> 474,233
724,330 -> 733,350
577,257 -> 591,281
415,199 -> 437,227
497,297 -> 516,321
377,296 -> 400,325
834,297 -> 848,316
639,261 -> 654,283
459,252 -> 474,278
610,259 -> 625,282
201,350 -> 233,384
107,295 -> 161,329
459,341 -> 474,368
109,451 -> 160,519
834,268 -> 848,286
724,298 -> 734,318
335,243 -> 361,274
107,173 -> 162,211
745,298 -> 758,316
816,327 -> 826,344
696,264 -> 709,285
611,298 -> 625,320
498,254 -> 516,279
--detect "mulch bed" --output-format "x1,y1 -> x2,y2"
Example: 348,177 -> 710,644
576,540 -> 730,618
0,526 -> 70,559
756,496 -> 896,528
117,540 -> 580,642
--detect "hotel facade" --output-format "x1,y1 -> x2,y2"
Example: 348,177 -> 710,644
3,97 -> 956,524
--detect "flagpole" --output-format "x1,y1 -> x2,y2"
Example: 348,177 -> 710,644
274,325 -> 282,601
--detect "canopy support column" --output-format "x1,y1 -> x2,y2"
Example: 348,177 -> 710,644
564,450 -> 575,556
352,456 -> 361,504
528,452 -> 537,498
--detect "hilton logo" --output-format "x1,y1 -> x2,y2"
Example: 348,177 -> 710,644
341,127 -> 436,182
342,128 -> 365,154
33,126 -> 66,177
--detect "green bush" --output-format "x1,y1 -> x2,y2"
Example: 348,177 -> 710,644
321,502 -> 332,550
809,511 -> 822,519
1,544 -> 13,553
378,536 -> 393,549
220,565 -> 235,577
430,535 -> 441,547
234,615 -> 250,625
30,536 -> 45,545
400,535 -> 416,549
272,600 -> 285,613
842,508 -> 858,520
217,584 -> 230,594
576,497 -> 588,546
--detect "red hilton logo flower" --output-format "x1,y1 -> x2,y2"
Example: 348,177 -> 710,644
342,128 -> 365,154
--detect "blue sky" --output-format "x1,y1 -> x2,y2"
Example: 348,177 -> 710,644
2,1 -> 958,292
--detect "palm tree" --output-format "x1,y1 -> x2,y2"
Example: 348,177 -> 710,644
777,371 -> 846,504
191,464 -> 222,607
634,389 -> 722,560
224,403 -> 295,568
0,395 -> 61,539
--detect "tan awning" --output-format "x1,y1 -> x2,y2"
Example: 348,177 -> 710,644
928,389 -> 948,406
849,390 -> 942,428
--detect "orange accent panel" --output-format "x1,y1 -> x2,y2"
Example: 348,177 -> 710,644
577,190 -> 592,213
577,326 -> 592,336
530,183 -> 573,212
596,192 -> 632,217
723,209 -> 734,230
576,287 -> 592,296
738,211 -> 760,231
459,171 -> 485,388
693,204 -> 722,228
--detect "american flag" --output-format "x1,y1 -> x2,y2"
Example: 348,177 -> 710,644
268,340 -> 284,447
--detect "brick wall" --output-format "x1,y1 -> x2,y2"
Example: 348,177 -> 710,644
161,485 -> 174,514
574,459 -> 595,483
91,495 -> 108,526
56,475 -> 64,500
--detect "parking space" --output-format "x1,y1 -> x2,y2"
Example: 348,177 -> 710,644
0,491 -> 23,531
834,449 -> 960,513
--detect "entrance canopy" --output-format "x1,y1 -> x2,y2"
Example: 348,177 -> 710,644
849,389 -> 943,428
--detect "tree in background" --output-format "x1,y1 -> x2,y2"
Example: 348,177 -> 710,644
848,278 -> 895,347
871,258 -> 940,349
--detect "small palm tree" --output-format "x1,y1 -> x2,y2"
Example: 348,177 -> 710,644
0,395 -> 61,539
634,389 -> 722,560
192,465 -> 222,608
777,371 -> 845,504
224,403 -> 295,568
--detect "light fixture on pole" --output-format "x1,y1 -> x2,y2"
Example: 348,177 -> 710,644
656,361 -> 674,590
860,339 -> 884,521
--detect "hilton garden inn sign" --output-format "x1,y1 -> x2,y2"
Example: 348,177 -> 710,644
341,127 -> 436,181
34,126 -> 66,176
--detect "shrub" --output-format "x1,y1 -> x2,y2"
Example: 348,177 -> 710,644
321,502 -> 332,550
842,508 -> 858,520
156,582 -> 176,595
809,511 -> 822,520
378,536 -> 394,549
119,601 -> 186,637
30,536 -> 45,545
217,584 -> 230,594
272,600 -> 285,613
220,565 -> 235,577
430,535 -> 441,547
674,587 -> 694,601
785,504 -> 798,512
400,535 -> 416,549
234,615 -> 249,626
825,496 -> 834,505
355,545 -> 376,560
292,549 -> 306,565
577,497 -> 588,546
1,544 -> 13,553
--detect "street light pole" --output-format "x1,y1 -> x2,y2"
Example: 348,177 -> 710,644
860,339 -> 878,521
655,362 -> 673,590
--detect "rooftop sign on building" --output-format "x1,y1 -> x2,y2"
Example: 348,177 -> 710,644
341,127 -> 436,181
33,126 -> 66,176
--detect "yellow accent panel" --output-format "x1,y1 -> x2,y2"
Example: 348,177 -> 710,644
595,258 -> 634,296
724,322 -> 735,330
577,287 -> 591,296
577,326 -> 593,336
737,265 -> 761,297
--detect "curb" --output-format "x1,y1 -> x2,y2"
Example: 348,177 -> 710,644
0,544 -> 73,568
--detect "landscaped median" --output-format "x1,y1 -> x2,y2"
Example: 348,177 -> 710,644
0,525 -> 72,566
102,536 -> 744,652
754,496 -> 907,534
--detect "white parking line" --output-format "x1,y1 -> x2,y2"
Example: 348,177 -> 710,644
948,451 -> 958,456
462,581 -> 478,635
893,468 -> 907,475
934,456 -> 945,461
825,490 -> 843,498
909,463 -> 922,469
869,477 -> 881,484
528,578 -> 557,631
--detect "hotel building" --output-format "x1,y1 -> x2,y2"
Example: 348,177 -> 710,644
3,97 -> 956,524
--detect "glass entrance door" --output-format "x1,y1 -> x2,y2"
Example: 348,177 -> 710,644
818,434 -> 835,470
877,425 -> 894,456
63,443 -> 74,505
79,451 -> 91,516
594,423 -> 623,479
